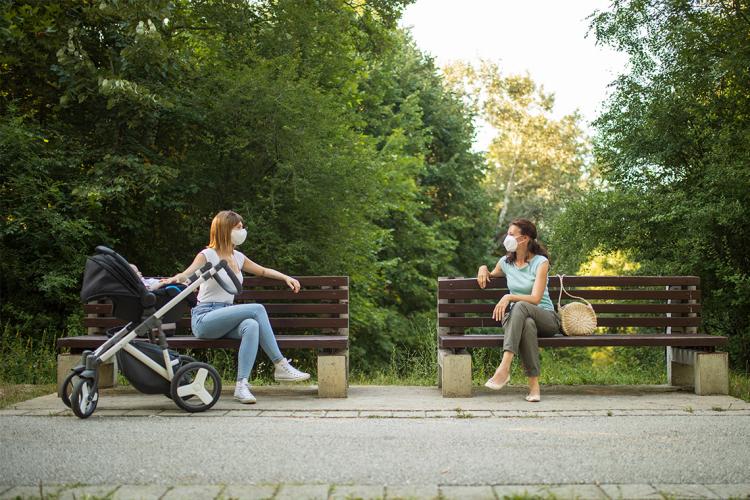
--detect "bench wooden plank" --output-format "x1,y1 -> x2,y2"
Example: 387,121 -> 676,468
83,303 -> 350,315
58,334 -> 349,351
439,334 -> 726,348
438,276 -> 701,288
438,316 -> 703,328
437,303 -> 702,314
83,317 -> 348,330
439,289 -> 701,300
237,289 -> 348,301
243,276 -> 348,287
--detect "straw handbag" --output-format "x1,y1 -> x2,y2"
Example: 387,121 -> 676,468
556,274 -> 597,336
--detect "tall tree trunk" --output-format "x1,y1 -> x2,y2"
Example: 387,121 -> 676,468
498,152 -> 519,229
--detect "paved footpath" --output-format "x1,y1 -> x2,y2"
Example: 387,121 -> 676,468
1,385 -> 749,499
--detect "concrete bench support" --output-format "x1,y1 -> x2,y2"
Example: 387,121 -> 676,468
317,349 -> 348,398
438,349 -> 472,397
669,348 -> 729,395
57,353 -> 117,397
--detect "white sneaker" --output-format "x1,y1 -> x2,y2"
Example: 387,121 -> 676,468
274,358 -> 311,382
234,381 -> 256,404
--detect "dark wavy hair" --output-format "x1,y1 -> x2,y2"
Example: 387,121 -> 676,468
504,218 -> 551,265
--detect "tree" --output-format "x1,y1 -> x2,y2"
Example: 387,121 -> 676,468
551,0 -> 750,367
443,61 -> 591,244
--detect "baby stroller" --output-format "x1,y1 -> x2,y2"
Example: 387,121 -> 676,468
60,246 -> 242,419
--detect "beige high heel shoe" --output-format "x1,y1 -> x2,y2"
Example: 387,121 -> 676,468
484,372 -> 511,391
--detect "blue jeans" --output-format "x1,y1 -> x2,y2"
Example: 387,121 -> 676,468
191,302 -> 284,381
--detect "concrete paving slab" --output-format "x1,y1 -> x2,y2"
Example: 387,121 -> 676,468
330,485 -> 385,500
492,485 -> 541,498
0,485 -> 65,499
600,483 -> 663,499
59,485 -> 119,500
123,410 -> 163,417
112,485 -> 170,500
653,483 -> 721,498
540,484 -> 608,499
155,410 -> 191,417
225,410 -> 262,417
0,410 -> 30,416
292,411 -> 327,418
424,411 -> 456,418
385,485 -> 439,499
324,411 -> 360,418
439,485 -> 495,499
20,409 -> 66,416
189,410 -> 229,417
161,485 -> 223,499
360,411 -> 393,418
391,411 -> 425,418
275,484 -> 329,500
220,484 -> 277,499
704,483 -> 750,498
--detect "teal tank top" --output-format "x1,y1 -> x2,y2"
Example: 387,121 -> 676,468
498,254 -> 555,311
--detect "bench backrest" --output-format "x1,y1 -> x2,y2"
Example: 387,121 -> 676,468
437,276 -> 701,336
84,276 -> 349,338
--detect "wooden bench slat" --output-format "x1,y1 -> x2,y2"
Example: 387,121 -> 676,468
58,334 -> 349,351
438,276 -> 701,289
83,317 -> 348,330
439,334 -> 726,348
237,289 -> 348,301
438,317 -> 702,328
439,289 -> 700,301
242,276 -> 348,287
83,303 -> 350,315
438,303 -> 702,314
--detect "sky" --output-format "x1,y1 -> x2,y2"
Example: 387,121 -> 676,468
399,0 -> 630,150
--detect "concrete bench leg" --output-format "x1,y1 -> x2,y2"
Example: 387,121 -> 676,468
57,353 -> 117,397
669,348 -> 728,395
438,349 -> 472,397
317,350 -> 348,398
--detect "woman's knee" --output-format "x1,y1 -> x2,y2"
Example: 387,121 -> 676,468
239,319 -> 259,340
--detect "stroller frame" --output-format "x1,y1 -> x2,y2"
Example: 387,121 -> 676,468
64,248 -> 242,418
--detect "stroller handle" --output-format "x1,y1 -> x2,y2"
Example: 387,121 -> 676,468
213,259 -> 243,296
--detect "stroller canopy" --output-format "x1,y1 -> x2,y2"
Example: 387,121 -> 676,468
81,246 -> 153,323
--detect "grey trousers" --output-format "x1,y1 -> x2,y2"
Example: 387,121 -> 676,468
502,301 -> 561,377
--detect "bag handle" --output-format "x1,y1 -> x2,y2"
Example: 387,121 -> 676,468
556,274 -> 593,309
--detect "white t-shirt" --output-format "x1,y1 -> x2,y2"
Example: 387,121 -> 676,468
196,248 -> 245,304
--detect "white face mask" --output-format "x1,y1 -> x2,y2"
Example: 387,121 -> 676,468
503,234 -> 520,252
231,228 -> 247,246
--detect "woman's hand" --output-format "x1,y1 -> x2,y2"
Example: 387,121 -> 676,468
285,276 -> 301,293
492,295 -> 512,322
477,265 -> 491,289
161,273 -> 185,285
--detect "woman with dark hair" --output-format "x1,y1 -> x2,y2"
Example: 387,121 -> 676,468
476,218 -> 560,402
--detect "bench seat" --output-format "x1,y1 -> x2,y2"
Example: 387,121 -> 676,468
440,333 -> 726,349
57,334 -> 349,351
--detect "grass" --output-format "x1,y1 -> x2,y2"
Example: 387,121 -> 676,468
0,383 -> 56,409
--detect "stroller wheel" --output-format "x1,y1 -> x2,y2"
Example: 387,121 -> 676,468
165,356 -> 197,400
71,378 -> 99,419
170,362 -> 221,413
61,370 -> 81,408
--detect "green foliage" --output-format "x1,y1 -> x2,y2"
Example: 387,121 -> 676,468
0,0 -> 492,370
550,0 -> 750,368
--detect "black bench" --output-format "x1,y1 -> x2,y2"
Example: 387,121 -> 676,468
57,276 -> 350,397
437,276 -> 728,397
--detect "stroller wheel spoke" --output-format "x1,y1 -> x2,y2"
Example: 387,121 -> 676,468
194,368 -> 208,386
177,384 -> 195,398
195,388 -> 214,405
